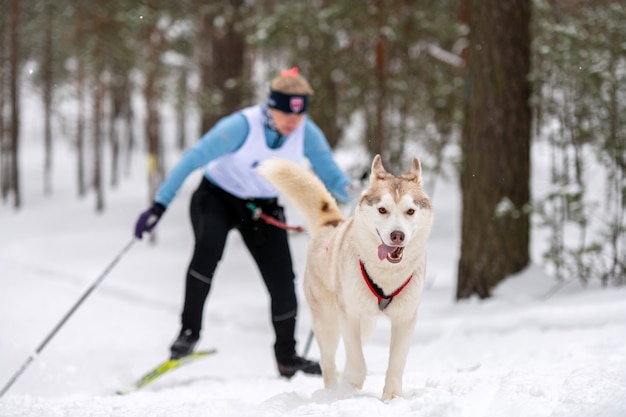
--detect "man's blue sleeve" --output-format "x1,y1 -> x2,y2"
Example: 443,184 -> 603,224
303,120 -> 351,203
154,114 -> 248,207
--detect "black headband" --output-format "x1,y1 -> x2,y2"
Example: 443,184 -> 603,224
267,90 -> 309,114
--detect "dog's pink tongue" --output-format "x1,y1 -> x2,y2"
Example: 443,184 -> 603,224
378,244 -> 394,260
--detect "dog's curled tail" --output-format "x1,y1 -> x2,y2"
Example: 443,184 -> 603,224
257,158 -> 344,234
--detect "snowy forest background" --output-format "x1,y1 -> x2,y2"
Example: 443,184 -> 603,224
1,1 -> 624,296
1,1 -> 626,415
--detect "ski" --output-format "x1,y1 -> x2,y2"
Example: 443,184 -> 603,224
117,349 -> 217,395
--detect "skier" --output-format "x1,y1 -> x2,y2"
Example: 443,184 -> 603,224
134,67 -> 358,378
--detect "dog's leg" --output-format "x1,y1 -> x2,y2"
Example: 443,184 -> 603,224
340,314 -> 367,390
313,312 -> 340,389
360,317 -> 377,345
382,316 -> 417,401
306,282 -> 340,389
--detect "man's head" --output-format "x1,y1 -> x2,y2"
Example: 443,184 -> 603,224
267,67 -> 312,135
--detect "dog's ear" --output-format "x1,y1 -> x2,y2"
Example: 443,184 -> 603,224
370,154 -> 387,182
404,156 -> 422,184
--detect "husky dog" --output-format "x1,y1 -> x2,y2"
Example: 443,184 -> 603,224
258,154 -> 433,401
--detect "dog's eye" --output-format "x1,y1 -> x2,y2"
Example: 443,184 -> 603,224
406,208 -> 415,216
378,207 -> 387,214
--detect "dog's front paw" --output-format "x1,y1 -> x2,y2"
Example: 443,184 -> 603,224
382,378 -> 402,402
322,370 -> 338,389
343,367 -> 366,390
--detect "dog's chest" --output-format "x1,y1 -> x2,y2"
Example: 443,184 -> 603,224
338,263 -> 421,317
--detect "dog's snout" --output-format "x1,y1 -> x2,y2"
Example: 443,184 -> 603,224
390,230 -> 404,244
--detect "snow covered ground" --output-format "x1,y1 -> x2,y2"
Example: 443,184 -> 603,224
1,118 -> 626,416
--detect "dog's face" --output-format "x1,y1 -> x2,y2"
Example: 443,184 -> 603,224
357,155 -> 433,264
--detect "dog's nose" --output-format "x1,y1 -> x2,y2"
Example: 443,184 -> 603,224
390,230 -> 404,244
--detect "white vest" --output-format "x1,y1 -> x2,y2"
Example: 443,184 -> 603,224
205,105 -> 305,199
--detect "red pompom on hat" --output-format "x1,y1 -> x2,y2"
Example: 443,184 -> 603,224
280,67 -> 299,77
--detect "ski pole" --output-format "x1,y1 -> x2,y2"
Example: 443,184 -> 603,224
0,237 -> 137,399
302,328 -> 315,358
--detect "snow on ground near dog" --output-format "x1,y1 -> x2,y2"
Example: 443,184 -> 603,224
1,137 -> 626,417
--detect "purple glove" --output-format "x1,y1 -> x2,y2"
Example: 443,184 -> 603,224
134,202 -> 166,239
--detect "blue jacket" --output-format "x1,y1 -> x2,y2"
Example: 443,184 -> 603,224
155,107 -> 351,207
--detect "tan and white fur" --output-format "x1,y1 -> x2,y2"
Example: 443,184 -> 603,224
258,155 -> 433,401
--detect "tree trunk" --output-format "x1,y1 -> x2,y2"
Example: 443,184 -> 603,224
8,0 -> 20,209
42,1 -> 54,196
457,0 -> 531,299
144,17 -> 165,243
198,0 -> 248,134
109,63 -> 129,188
176,68 -> 188,150
92,10 -> 106,212
0,2 -> 7,201
93,72 -> 105,212
372,0 -> 387,158
75,3 -> 86,197
145,67 -> 163,211
123,88 -> 135,176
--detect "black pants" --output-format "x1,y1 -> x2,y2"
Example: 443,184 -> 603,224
180,178 -> 298,361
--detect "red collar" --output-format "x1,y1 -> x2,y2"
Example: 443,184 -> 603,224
359,261 -> 413,311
